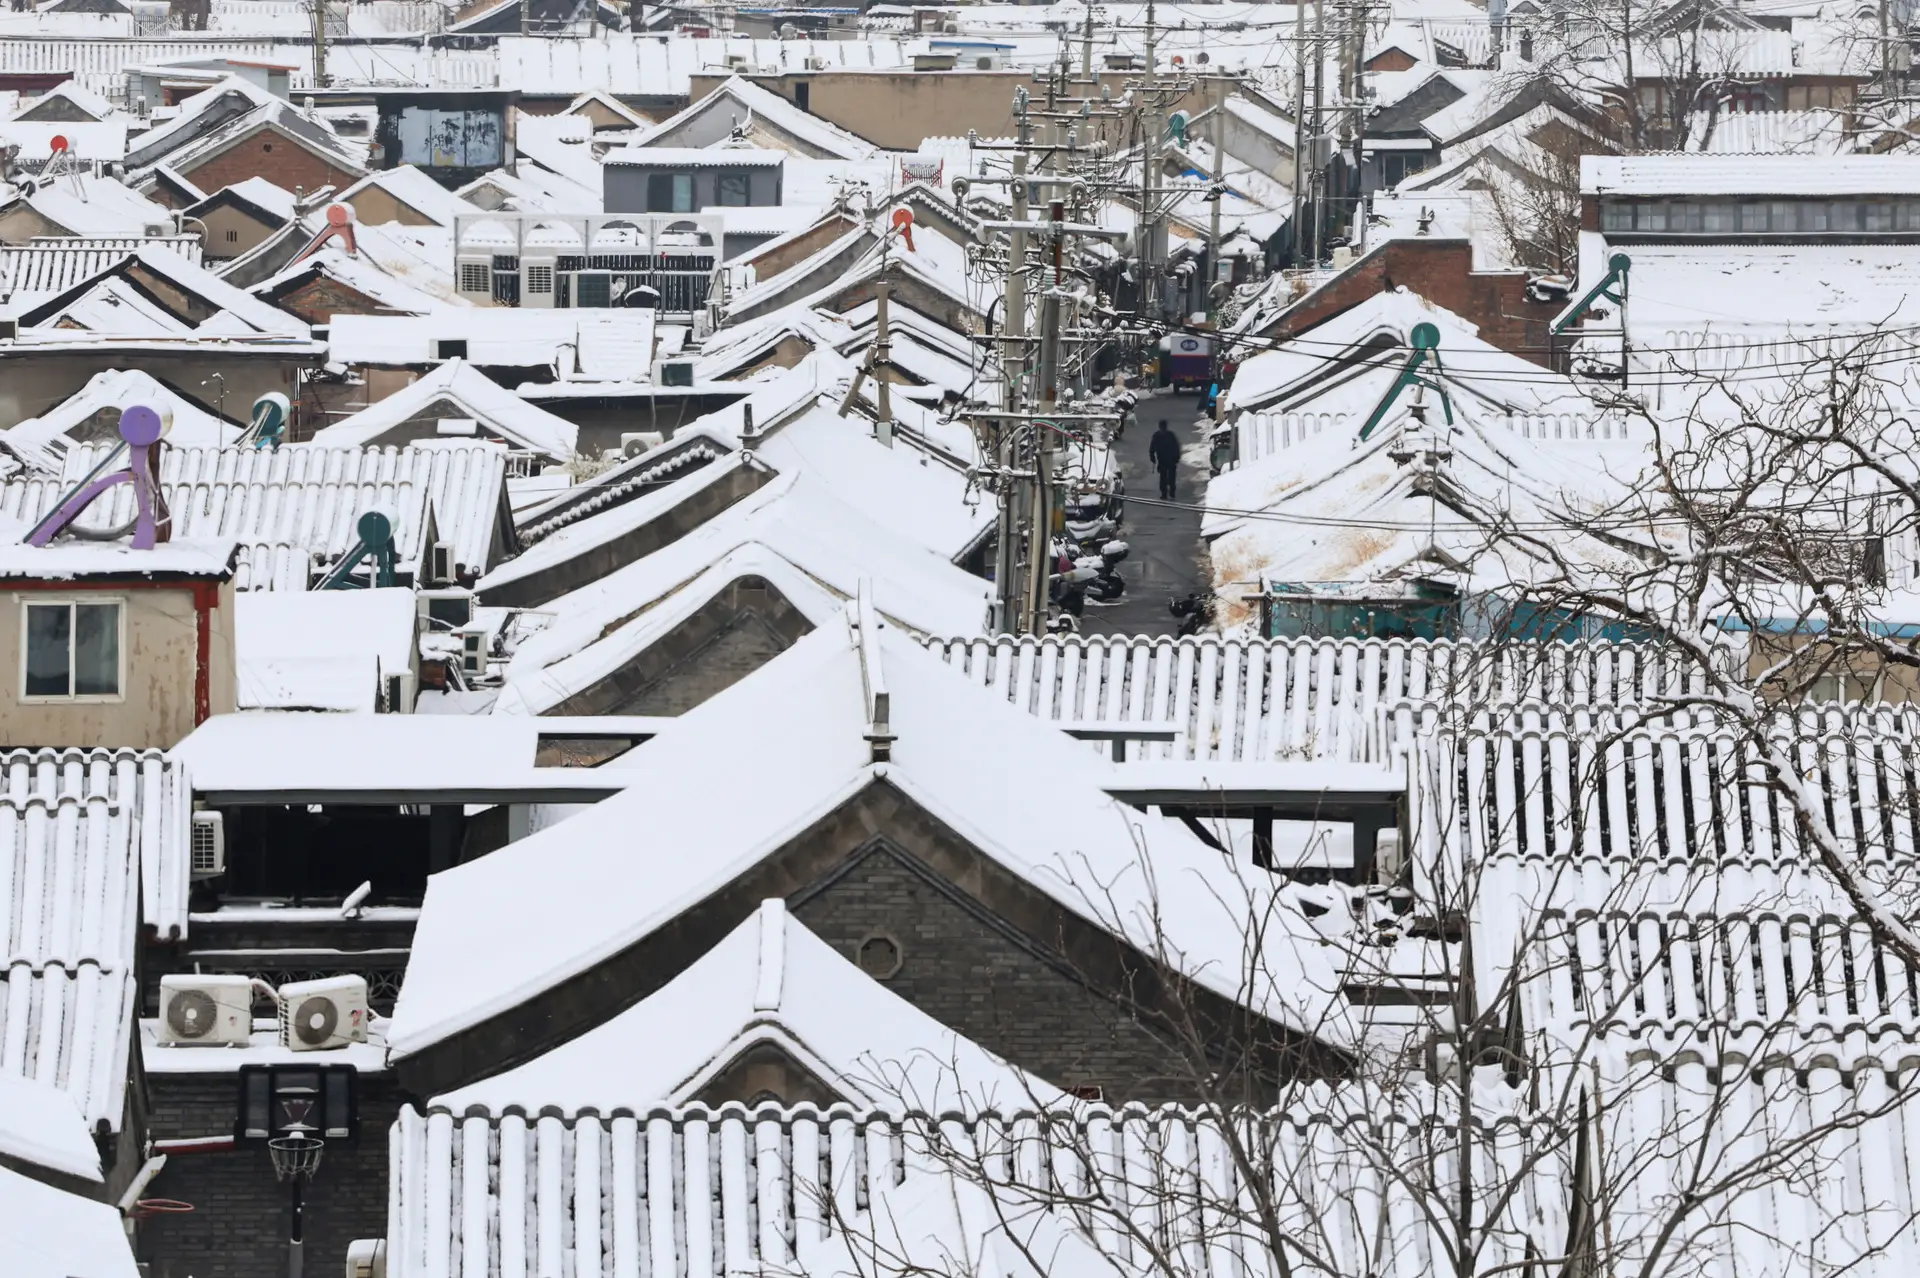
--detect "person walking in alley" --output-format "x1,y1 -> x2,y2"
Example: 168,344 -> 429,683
1149,419 -> 1181,501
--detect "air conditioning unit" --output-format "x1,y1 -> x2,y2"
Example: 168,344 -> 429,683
621,431 -> 664,457
277,976 -> 370,1052
417,588 -> 473,631
157,974 -> 254,1047
346,1240 -> 389,1278
459,626 -> 493,678
383,671 -> 416,714
190,810 -> 225,878
426,541 -> 455,586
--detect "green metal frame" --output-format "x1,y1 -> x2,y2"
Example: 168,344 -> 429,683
1553,253 -> 1631,336
1358,322 -> 1453,442
319,510 -> 398,590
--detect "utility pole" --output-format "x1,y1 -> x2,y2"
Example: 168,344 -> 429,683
1291,0 -> 1307,266
1310,0 -> 1326,263
310,0 -> 327,87
873,277 -> 894,447
1205,73 -> 1223,322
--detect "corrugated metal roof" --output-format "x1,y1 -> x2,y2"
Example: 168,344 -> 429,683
0,748 -> 188,1133
0,441 -> 511,582
0,239 -> 203,305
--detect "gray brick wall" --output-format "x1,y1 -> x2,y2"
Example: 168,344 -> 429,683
793,844 -> 1204,1103
138,1072 -> 402,1278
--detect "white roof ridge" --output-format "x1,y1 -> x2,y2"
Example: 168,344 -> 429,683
752,898 -> 787,1012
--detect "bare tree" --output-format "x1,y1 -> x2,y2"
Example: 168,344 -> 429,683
809,668 -> 1920,1278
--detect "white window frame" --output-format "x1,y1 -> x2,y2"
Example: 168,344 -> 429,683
18,596 -> 127,704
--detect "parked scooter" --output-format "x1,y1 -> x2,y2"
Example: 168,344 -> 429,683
1169,591 -> 1216,637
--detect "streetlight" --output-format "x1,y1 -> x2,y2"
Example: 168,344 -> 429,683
268,1133 -> 324,1278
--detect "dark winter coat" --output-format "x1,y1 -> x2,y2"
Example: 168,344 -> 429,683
1149,428 -> 1180,472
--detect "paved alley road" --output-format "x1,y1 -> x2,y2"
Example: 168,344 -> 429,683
1080,391 -> 1212,637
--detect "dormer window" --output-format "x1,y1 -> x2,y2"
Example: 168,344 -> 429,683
23,599 -> 122,700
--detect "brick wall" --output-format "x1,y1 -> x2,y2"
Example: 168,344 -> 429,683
272,275 -> 407,325
793,844 -> 1204,1102
138,1072 -> 403,1278
1263,238 -> 1561,367
181,133 -> 360,204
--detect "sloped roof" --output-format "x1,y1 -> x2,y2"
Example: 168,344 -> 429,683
0,1160 -> 138,1278
250,245 -> 451,317
0,368 -> 237,474
0,748 -> 192,1134
0,173 -> 171,239
634,75 -> 875,161
333,164 -> 482,228
432,900 -> 1053,1114
0,238 -> 201,307
0,441 -> 511,581
12,243 -> 311,339
0,1075 -> 100,1182
388,614 -> 1348,1059
312,357 -> 580,461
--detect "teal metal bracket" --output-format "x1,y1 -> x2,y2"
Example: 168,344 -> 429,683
319,510 -> 398,589
1553,253 -> 1630,336
1358,322 -> 1453,442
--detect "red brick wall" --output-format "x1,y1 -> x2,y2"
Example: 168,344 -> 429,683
1262,238 -> 1560,367
1364,48 -> 1419,72
180,132 -> 359,201
273,276 -> 408,325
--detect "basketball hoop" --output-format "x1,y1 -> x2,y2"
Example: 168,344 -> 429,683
131,1198 -> 195,1220
268,1134 -> 324,1183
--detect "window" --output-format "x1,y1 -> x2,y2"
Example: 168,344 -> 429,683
1601,201 -> 1632,232
645,173 -> 695,213
717,172 -> 751,206
1701,203 -> 1736,233
794,81 -> 810,112
23,600 -> 120,700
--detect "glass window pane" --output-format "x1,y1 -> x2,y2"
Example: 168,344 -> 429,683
73,603 -> 118,696
1637,203 -> 1667,231
1866,202 -> 1895,231
24,604 -> 70,697
1601,202 -> 1631,232
1738,202 -> 1768,231
672,174 -> 694,213
1702,203 -> 1736,232
1800,201 -> 1829,231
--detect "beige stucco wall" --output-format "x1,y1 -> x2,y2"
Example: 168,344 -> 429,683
0,578 -> 238,749
197,203 -> 279,261
690,70 -> 1212,152
344,185 -> 437,228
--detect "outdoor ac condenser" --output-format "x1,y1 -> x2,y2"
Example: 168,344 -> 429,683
157,974 -> 254,1047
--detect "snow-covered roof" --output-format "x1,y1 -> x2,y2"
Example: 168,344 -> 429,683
0,119 -> 127,163
311,358 -> 580,461
168,714 -> 632,801
190,174 -> 296,224
10,242 -> 312,340
433,900 -> 1052,1115
334,164 -> 482,228
0,441 -> 511,583
235,587 -> 416,712
634,75 -> 875,162
0,1074 -> 100,1183
605,144 -> 787,168
0,237 -> 201,307
0,538 -> 238,580
328,308 -> 655,376
0,368 -> 236,474
13,79 -> 118,123
1582,153 -> 1920,197
493,34 -> 916,98
0,748 -> 192,1137
0,1160 -> 138,1278
0,172 -> 172,239
511,108 -> 606,195
251,244 -> 451,318
388,613 -> 1348,1061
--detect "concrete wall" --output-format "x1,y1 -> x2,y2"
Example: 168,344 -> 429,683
138,1071 -> 403,1278
0,577 -> 236,749
604,163 -> 782,214
0,202 -> 80,244
692,70 -> 1213,152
